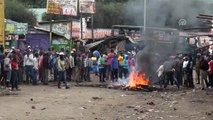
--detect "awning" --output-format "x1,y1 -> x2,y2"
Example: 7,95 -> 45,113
85,40 -> 105,49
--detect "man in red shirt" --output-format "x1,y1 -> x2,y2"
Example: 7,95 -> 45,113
209,57 -> 213,88
11,56 -> 20,91
106,50 -> 115,80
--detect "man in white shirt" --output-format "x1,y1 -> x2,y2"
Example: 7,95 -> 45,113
84,54 -> 93,81
183,57 -> 189,69
23,50 -> 34,84
32,53 -> 39,85
69,51 -> 75,81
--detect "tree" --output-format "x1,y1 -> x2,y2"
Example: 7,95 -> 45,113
94,2 -> 126,28
41,1 -> 128,28
42,13 -> 77,21
18,0 -> 47,8
5,0 -> 37,25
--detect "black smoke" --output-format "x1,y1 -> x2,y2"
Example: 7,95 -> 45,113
123,0 -> 213,83
123,0 -> 213,28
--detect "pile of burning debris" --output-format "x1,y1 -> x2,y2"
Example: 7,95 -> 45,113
76,70 -> 158,92
108,71 -> 154,92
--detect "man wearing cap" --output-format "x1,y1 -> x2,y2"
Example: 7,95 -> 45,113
23,50 -> 34,84
57,52 -> 69,89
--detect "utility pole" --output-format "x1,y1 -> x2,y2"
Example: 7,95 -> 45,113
0,0 -> 5,48
80,13 -> 83,39
143,0 -> 147,33
50,16 -> 53,47
70,20 -> 73,50
91,14 -> 94,42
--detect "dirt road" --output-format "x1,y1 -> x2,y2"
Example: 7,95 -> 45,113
0,84 -> 213,120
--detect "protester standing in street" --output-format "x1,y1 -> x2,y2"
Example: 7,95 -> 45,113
187,56 -> 194,88
39,51 -> 44,83
98,54 -> 106,82
163,58 -> 179,89
106,50 -> 115,80
118,52 -> 124,79
174,56 -> 183,85
11,56 -> 20,91
32,53 -> 39,85
24,50 -> 34,84
69,51 -> 75,81
123,55 -> 129,79
84,54 -> 93,82
111,55 -> 119,83
42,52 -> 50,85
209,57 -> 213,88
17,50 -> 24,84
195,53 -> 201,84
57,52 -> 69,89
128,55 -> 135,72
52,52 -> 59,81
200,56 -> 209,90
4,51 -> 11,87
75,53 -> 83,82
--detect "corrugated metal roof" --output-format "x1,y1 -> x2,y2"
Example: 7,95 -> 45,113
85,40 -> 105,49
5,19 -> 18,24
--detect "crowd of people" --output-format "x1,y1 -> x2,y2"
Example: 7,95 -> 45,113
0,46 -> 136,90
1,44 -> 213,91
157,51 -> 213,90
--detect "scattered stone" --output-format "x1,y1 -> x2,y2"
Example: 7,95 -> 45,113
0,116 -> 4,120
171,101 -> 178,104
25,112 -> 30,116
134,109 -> 145,113
206,112 -> 212,116
137,116 -> 144,120
147,102 -> 155,106
80,107 -> 87,110
148,109 -> 154,112
173,108 -> 177,111
125,115 -> 130,119
169,116 -> 178,118
138,114 -> 148,119
120,94 -> 127,97
107,104 -> 113,106
30,98 -> 33,101
155,117 -> 163,119
65,117 -> 75,119
126,105 -> 135,108
32,106 -> 36,109
92,97 -> 102,100
201,117 -> 206,119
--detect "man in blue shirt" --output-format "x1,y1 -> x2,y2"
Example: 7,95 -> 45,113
111,55 -> 119,82
98,55 -> 106,82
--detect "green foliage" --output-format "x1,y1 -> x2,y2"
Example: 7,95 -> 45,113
18,0 -> 47,8
94,2 -> 126,28
5,0 -> 37,25
42,1 -> 127,28
42,13 -> 74,21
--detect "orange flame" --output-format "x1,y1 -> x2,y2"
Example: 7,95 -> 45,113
127,71 -> 149,89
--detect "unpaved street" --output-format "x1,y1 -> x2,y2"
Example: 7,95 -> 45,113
0,84 -> 213,120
